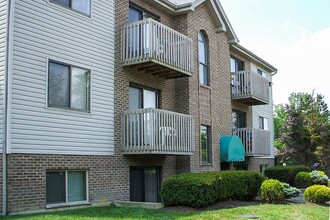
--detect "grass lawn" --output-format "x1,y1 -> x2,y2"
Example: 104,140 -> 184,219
1,203 -> 329,220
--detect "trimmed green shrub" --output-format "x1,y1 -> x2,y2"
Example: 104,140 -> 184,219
282,183 -> 300,198
161,171 -> 264,208
295,172 -> 312,188
304,185 -> 330,203
264,165 -> 311,185
160,172 -> 218,208
310,170 -> 329,186
260,179 -> 285,203
317,170 -> 326,175
328,181 -> 330,188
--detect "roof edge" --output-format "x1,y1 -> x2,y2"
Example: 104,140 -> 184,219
151,0 -> 239,43
213,0 -> 239,44
231,44 -> 278,75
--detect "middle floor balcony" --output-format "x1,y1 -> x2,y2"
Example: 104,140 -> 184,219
231,71 -> 270,105
121,108 -> 195,155
233,128 -> 271,156
121,18 -> 193,79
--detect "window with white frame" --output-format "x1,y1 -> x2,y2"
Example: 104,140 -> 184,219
259,116 -> 268,130
50,0 -> 91,16
257,68 -> 267,78
48,61 -> 91,111
46,171 -> 87,205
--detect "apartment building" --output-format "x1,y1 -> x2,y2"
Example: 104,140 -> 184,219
115,0 -> 277,206
0,0 -> 277,214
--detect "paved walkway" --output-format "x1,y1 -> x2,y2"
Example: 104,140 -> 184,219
286,189 -> 306,203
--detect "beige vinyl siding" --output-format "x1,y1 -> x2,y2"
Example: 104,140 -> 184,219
251,63 -> 274,157
0,0 -> 7,153
10,0 -> 115,155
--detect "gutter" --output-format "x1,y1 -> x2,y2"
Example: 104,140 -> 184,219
3,0 -> 15,215
152,0 -> 195,14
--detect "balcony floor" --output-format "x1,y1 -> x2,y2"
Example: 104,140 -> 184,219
232,96 -> 269,105
123,60 -> 192,79
122,150 -> 194,156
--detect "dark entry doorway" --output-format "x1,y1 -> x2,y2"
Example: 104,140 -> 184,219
130,167 -> 161,203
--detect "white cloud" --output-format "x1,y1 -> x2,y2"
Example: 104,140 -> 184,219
283,21 -> 291,31
295,25 -> 309,38
241,28 -> 330,105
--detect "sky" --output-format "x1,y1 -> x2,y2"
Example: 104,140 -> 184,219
220,0 -> 330,105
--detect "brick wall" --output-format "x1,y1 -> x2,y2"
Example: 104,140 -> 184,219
7,154 -> 113,212
183,3 -> 232,172
7,153 -> 178,213
247,157 -> 275,171
113,0 -> 235,177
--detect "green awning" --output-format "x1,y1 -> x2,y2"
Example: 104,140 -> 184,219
220,136 -> 245,162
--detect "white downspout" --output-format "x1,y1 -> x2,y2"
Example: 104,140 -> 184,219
3,0 -> 15,215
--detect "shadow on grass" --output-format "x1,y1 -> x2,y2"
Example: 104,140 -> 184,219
2,206 -> 198,220
162,200 -> 262,212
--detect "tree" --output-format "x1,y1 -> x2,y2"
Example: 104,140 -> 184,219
277,92 -> 330,173
273,104 -> 287,150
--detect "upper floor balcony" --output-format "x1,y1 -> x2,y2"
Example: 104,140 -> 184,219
121,108 -> 195,155
231,71 -> 270,105
233,128 -> 271,156
121,18 -> 193,79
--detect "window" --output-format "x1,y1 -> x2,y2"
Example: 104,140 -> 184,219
260,164 -> 269,174
230,57 -> 245,94
230,57 -> 244,72
46,171 -> 87,205
129,5 -> 159,22
257,68 -> 267,78
128,85 -> 159,145
129,85 -> 158,110
198,31 -> 209,85
257,68 -> 262,75
48,61 -> 91,111
128,5 -> 159,56
201,125 -> 211,164
232,110 -> 247,129
259,116 -> 268,130
50,0 -> 91,16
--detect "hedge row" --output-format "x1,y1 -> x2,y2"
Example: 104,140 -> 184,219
160,171 -> 264,208
264,165 -> 311,185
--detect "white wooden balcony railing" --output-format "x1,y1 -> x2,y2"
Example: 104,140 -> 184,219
233,128 -> 271,156
122,108 -> 195,155
121,18 -> 193,78
231,71 -> 270,105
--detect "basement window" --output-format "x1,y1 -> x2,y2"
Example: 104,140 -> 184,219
46,171 -> 88,207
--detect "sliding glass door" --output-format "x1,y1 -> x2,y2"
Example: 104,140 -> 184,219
130,167 -> 160,203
